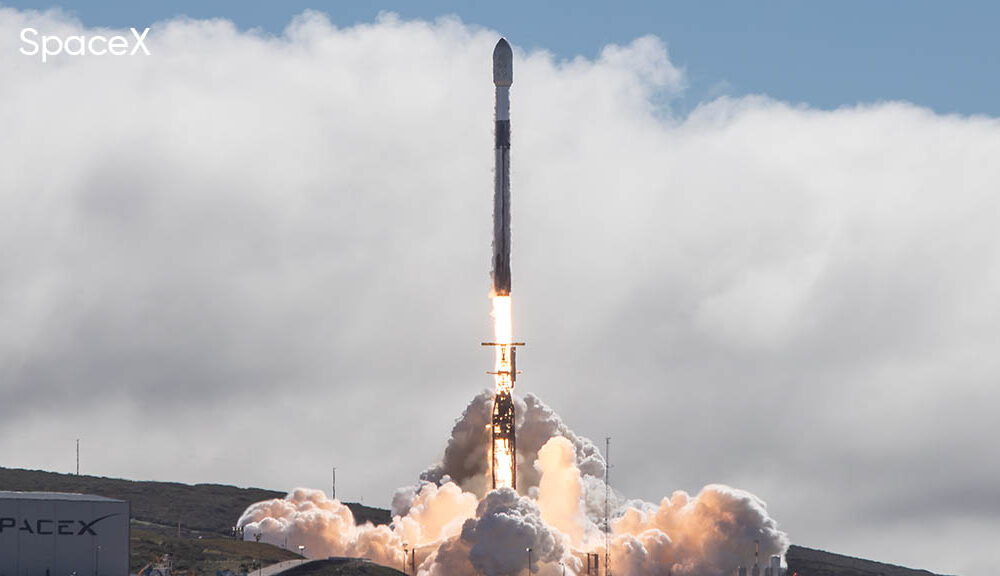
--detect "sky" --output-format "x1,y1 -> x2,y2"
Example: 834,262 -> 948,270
6,0 -> 1000,116
0,3 -> 997,576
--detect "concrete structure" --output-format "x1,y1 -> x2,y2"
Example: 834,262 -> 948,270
0,491 -> 129,576
770,554 -> 782,576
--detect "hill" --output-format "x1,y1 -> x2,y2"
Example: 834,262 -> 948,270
0,467 -> 390,535
0,466 -> 391,573
1,467 -> 952,575
281,559 -> 405,576
130,525 -> 302,573
786,545 -> 951,576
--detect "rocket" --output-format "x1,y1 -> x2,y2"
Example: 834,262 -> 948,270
483,38 -> 521,491
492,38 -> 513,296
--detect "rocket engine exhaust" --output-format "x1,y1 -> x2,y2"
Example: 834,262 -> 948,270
483,38 -> 520,491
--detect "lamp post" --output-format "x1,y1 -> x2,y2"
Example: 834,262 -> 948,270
298,545 -> 306,564
403,543 -> 409,575
526,547 -> 533,575
254,532 -> 262,576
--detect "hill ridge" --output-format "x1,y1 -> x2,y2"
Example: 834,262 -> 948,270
0,466 -> 951,576
0,466 -> 390,535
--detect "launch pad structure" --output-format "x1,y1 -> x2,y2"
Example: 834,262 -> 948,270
491,391 -> 516,489
482,337 -> 524,489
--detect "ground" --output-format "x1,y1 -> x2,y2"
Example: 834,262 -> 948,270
0,467 -> 949,575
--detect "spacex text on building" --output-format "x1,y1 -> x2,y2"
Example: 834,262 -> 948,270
0,513 -> 119,536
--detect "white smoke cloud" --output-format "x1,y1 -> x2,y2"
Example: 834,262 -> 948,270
240,394 -> 787,576
239,482 -> 477,568
536,436 -> 587,546
462,488 -> 567,575
0,7 -> 997,576
395,481 -> 478,548
611,486 -> 786,575
420,393 -> 609,504
238,487 -> 402,564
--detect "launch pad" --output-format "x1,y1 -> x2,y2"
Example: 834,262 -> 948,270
482,339 -> 523,489
490,391 -> 516,489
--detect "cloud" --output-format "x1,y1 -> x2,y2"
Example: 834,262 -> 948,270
0,7 -> 997,576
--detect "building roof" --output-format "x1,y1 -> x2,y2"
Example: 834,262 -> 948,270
0,491 -> 126,503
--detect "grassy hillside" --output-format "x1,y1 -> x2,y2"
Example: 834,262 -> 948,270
0,467 -> 284,535
786,545 -> 950,576
0,467 -> 390,534
131,526 -> 301,573
281,559 -> 405,576
1,467 -> 392,573
2,467 -> 952,575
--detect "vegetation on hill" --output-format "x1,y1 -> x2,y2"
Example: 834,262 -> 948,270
2,467 -> 951,576
0,467 -> 284,535
0,467 -> 390,534
131,527 -> 301,573
281,559 -> 405,576
786,545 -> 950,576
1,467 -> 393,574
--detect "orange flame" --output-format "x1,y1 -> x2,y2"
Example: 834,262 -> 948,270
491,296 -> 514,393
493,436 -> 515,489
490,295 -> 516,489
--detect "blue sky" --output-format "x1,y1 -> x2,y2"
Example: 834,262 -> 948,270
5,0 -> 997,116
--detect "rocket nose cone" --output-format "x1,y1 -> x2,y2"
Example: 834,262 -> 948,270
493,38 -> 513,86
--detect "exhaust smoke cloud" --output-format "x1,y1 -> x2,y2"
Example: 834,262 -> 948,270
239,393 -> 788,575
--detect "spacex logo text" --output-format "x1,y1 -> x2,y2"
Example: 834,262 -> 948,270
0,513 -> 119,536
19,27 -> 151,63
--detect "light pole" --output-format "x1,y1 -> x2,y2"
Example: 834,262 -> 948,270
254,532 -> 262,576
526,547 -> 533,575
298,545 -> 306,563
403,543 -> 409,575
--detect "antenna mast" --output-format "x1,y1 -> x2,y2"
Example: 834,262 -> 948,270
605,436 -> 611,576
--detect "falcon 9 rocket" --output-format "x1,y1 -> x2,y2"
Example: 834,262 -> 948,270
482,38 -> 522,491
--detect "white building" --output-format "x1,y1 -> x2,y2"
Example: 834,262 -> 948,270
0,492 -> 129,576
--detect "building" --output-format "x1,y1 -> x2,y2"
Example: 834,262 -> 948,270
770,554 -> 782,576
0,491 -> 129,576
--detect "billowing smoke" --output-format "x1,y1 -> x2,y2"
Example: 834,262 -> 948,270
610,486 -> 785,575
427,488 -> 569,576
238,487 -> 403,565
417,390 -> 492,498
420,392 -> 608,500
239,393 -> 788,575
536,436 -> 587,546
